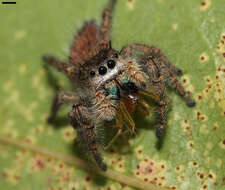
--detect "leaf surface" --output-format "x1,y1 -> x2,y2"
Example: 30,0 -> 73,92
0,0 -> 225,189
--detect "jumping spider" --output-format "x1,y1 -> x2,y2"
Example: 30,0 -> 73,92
43,0 -> 195,171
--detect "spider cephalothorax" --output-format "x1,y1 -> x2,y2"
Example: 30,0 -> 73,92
43,0 -> 195,171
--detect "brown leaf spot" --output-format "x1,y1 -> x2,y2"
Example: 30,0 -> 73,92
200,173 -> 204,179
31,155 -> 46,171
213,126 -> 217,131
13,175 -> 20,181
193,162 -> 198,166
189,142 -> 194,148
200,116 -> 206,121
85,176 -> 91,182
180,175 -> 185,180
198,95 -> 203,100
208,84 -> 212,89
2,171 -> 8,179
59,163 -> 64,169
200,0 -> 211,12
208,174 -> 213,179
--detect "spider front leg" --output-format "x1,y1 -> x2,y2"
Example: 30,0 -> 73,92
121,43 -> 183,76
68,105 -> 107,171
47,91 -> 80,123
100,0 -> 116,43
121,43 -> 195,107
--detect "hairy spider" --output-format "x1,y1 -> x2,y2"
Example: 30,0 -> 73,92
43,0 -> 195,171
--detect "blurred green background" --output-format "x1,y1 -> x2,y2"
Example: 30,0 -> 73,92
0,0 -> 225,189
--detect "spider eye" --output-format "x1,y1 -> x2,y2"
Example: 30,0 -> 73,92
107,60 -> 116,69
98,66 -> 107,75
114,53 -> 118,58
90,71 -> 95,77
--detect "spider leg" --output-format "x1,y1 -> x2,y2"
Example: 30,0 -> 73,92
103,116 -> 130,150
68,105 -> 107,171
138,96 -> 154,115
139,72 -> 168,138
166,75 -> 195,107
43,55 -> 69,73
139,73 -> 168,138
47,91 -> 80,123
100,0 -> 117,43
119,101 -> 135,134
121,43 -> 196,137
104,128 -> 122,150
121,43 -> 195,107
149,78 -> 168,138
139,89 -> 160,102
121,43 -> 183,76
43,55 -> 76,80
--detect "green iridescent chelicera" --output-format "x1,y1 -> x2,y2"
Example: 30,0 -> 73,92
122,77 -> 130,84
107,84 -> 118,95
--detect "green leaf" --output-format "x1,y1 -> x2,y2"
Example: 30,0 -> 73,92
0,0 -> 225,189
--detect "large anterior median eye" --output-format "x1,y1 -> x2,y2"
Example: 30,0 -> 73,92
107,60 -> 116,69
98,66 -> 107,75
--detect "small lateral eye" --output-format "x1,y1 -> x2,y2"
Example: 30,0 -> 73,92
107,60 -> 116,69
114,53 -> 118,58
90,71 -> 95,77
